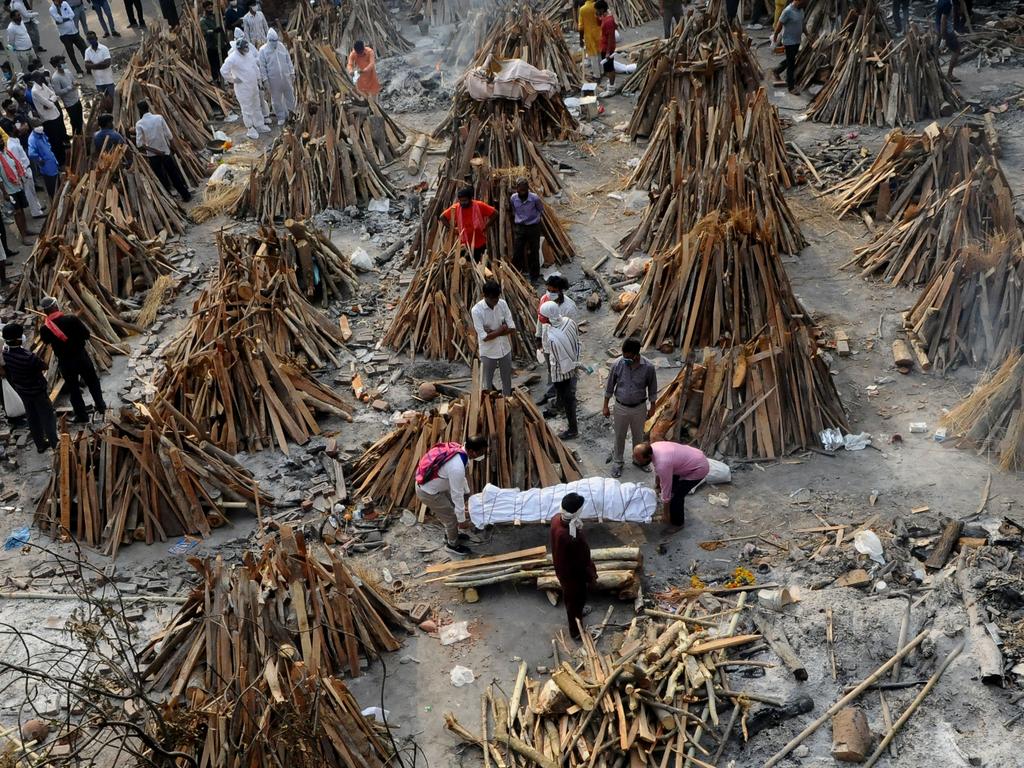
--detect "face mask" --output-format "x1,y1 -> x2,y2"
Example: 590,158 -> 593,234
33,126 -> 43,133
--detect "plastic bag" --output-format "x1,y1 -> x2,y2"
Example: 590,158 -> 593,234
350,247 -> 374,272
450,665 -> 475,687
704,458 -> 731,485
2,378 -> 25,418
843,432 -> 871,451
439,620 -> 471,646
820,427 -> 843,451
3,526 -> 29,550
853,530 -> 885,565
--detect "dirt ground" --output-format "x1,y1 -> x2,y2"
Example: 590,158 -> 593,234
2,3 -> 1024,766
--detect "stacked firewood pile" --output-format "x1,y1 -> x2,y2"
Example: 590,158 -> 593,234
234,92 -> 403,220
807,4 -> 961,126
412,113 -> 576,267
114,32 -> 231,185
290,40 -> 358,101
446,593 -> 769,767
144,527 -> 405,766
792,12 -> 851,91
471,4 -> 582,90
349,391 -> 583,513
287,0 -> 412,56
903,236 -> 1024,373
410,0 -> 475,26
153,238 -> 353,454
943,350 -> 1024,471
34,409 -> 269,556
626,5 -> 762,139
383,244 -> 537,363
427,545 -> 643,599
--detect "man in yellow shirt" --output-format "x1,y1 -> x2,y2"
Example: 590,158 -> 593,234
577,0 -> 601,82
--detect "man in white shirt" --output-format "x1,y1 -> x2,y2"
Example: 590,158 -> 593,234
6,10 -> 35,71
414,435 -> 488,557
83,30 -> 113,101
10,0 -> 42,52
49,0 -> 86,75
134,100 -> 191,202
28,72 -> 66,166
471,279 -> 516,397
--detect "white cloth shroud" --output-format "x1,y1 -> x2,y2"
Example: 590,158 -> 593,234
468,477 -> 657,528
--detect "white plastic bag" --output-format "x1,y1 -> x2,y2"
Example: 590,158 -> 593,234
704,458 -> 731,485
2,379 -> 24,419
350,247 -> 374,272
853,530 -> 885,565
450,665 -> 475,687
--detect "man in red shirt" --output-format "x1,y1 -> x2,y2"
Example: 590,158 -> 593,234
596,0 -> 618,97
550,492 -> 597,640
440,186 -> 497,261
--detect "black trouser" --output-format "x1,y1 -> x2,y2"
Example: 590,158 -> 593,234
513,221 -> 541,280
553,376 -> 578,434
147,153 -> 191,201
668,476 -> 701,527
59,33 -> 87,74
58,354 -> 105,420
66,101 -> 83,135
725,0 -> 740,21
206,44 -> 224,83
159,0 -> 178,27
123,0 -> 144,25
21,390 -> 58,451
892,0 -> 910,32
42,117 -> 67,167
42,173 -> 57,199
774,43 -> 799,90
663,0 -> 683,38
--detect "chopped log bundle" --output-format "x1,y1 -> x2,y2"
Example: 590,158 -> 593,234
412,113 -> 576,268
289,40 -> 359,101
845,155 -> 1016,286
626,5 -> 762,139
621,153 -> 805,257
430,546 -> 643,599
617,211 -> 809,351
153,240 -> 353,454
446,594 -> 765,767
144,527 -> 410,687
904,237 -> 1024,373
383,246 -> 538,363
470,4 -> 582,90
806,6 -> 961,126
114,32 -> 231,185
234,93 -> 403,220
33,409 -> 269,557
943,351 -> 1024,471
649,339 -> 848,459
287,0 -> 412,56
349,391 -> 583,513
829,122 -> 1000,221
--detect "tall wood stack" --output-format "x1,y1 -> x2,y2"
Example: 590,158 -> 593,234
806,3 -> 961,126
383,245 -> 538,363
286,0 -> 412,56
625,4 -> 762,139
349,390 -> 583,513
620,88 -> 802,257
234,92 -> 403,220
153,238 -> 353,454
943,351 -> 1024,471
114,31 -> 231,185
903,236 -> 1024,373
34,409 -> 270,556
144,527 -> 405,766
411,112 -> 576,268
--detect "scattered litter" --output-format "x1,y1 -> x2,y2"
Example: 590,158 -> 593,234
933,427 -> 948,442
439,620 -> 471,646
350,247 -> 375,272
758,586 -> 800,610
853,530 -> 885,564
3,526 -> 29,550
909,422 -> 928,433
367,198 -> 390,213
843,432 -> 871,451
707,493 -> 730,508
361,706 -> 391,723
167,537 -> 200,556
450,665 -> 475,687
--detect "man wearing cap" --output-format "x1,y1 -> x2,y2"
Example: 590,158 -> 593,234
632,440 -> 709,529
1,322 -> 58,452
37,296 -> 106,423
550,492 -> 597,640
510,177 -> 543,282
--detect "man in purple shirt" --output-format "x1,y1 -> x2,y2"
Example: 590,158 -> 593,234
633,440 -> 709,528
510,177 -> 543,282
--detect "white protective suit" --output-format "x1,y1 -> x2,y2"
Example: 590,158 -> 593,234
257,29 -> 295,125
220,35 -> 268,139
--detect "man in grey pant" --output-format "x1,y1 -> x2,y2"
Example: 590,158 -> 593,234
891,0 -> 910,34
602,337 -> 658,478
471,279 -> 516,397
661,0 -> 684,38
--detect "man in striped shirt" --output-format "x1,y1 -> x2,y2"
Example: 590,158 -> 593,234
540,300 -> 580,439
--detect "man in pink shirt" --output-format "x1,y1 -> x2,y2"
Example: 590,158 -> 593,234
633,441 -> 709,528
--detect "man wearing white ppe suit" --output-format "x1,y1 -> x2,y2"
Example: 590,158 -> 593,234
257,28 -> 295,126
220,32 -> 268,140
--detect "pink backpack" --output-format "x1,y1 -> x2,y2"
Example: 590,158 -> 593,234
416,442 -> 466,485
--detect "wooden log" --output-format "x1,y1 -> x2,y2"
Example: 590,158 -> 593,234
832,706 -> 873,762
924,519 -> 963,571
892,339 -> 914,370
752,612 -> 808,681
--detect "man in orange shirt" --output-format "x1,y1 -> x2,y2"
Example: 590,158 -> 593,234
347,40 -> 381,98
440,186 -> 496,261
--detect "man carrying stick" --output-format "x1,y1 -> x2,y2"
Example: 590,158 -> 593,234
550,492 -> 597,641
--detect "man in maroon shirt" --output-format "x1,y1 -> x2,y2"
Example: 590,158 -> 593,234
550,492 -> 598,640
596,0 -> 618,97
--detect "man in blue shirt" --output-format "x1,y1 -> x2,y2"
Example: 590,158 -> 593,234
771,0 -> 805,94
27,125 -> 59,199
91,111 -> 124,155
936,0 -> 960,83
510,177 -> 543,282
